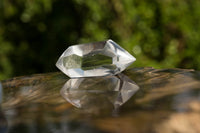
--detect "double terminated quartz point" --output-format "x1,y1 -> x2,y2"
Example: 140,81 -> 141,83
56,39 -> 136,78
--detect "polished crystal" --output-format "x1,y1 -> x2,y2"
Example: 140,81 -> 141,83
56,39 -> 136,78
60,74 -> 139,108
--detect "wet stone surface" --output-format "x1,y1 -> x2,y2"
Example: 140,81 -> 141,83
0,67 -> 200,133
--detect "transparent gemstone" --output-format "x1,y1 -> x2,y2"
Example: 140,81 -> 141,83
56,39 -> 136,78
60,74 -> 139,108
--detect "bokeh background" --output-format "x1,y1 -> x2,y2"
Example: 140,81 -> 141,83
1,0 -> 200,80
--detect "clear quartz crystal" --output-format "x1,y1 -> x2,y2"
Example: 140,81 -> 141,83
60,74 -> 139,108
56,39 -> 136,78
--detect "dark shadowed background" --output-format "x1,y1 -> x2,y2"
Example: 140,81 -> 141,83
0,0 -> 200,80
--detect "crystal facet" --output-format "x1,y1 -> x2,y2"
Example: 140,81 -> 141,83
60,74 -> 139,108
56,39 -> 136,78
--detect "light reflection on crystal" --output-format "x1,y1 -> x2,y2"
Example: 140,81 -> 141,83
60,74 -> 139,109
56,39 -> 136,78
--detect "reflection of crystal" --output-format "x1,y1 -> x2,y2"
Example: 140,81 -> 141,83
56,39 -> 136,78
60,74 -> 139,109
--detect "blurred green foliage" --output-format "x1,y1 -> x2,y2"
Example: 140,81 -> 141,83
0,0 -> 200,80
